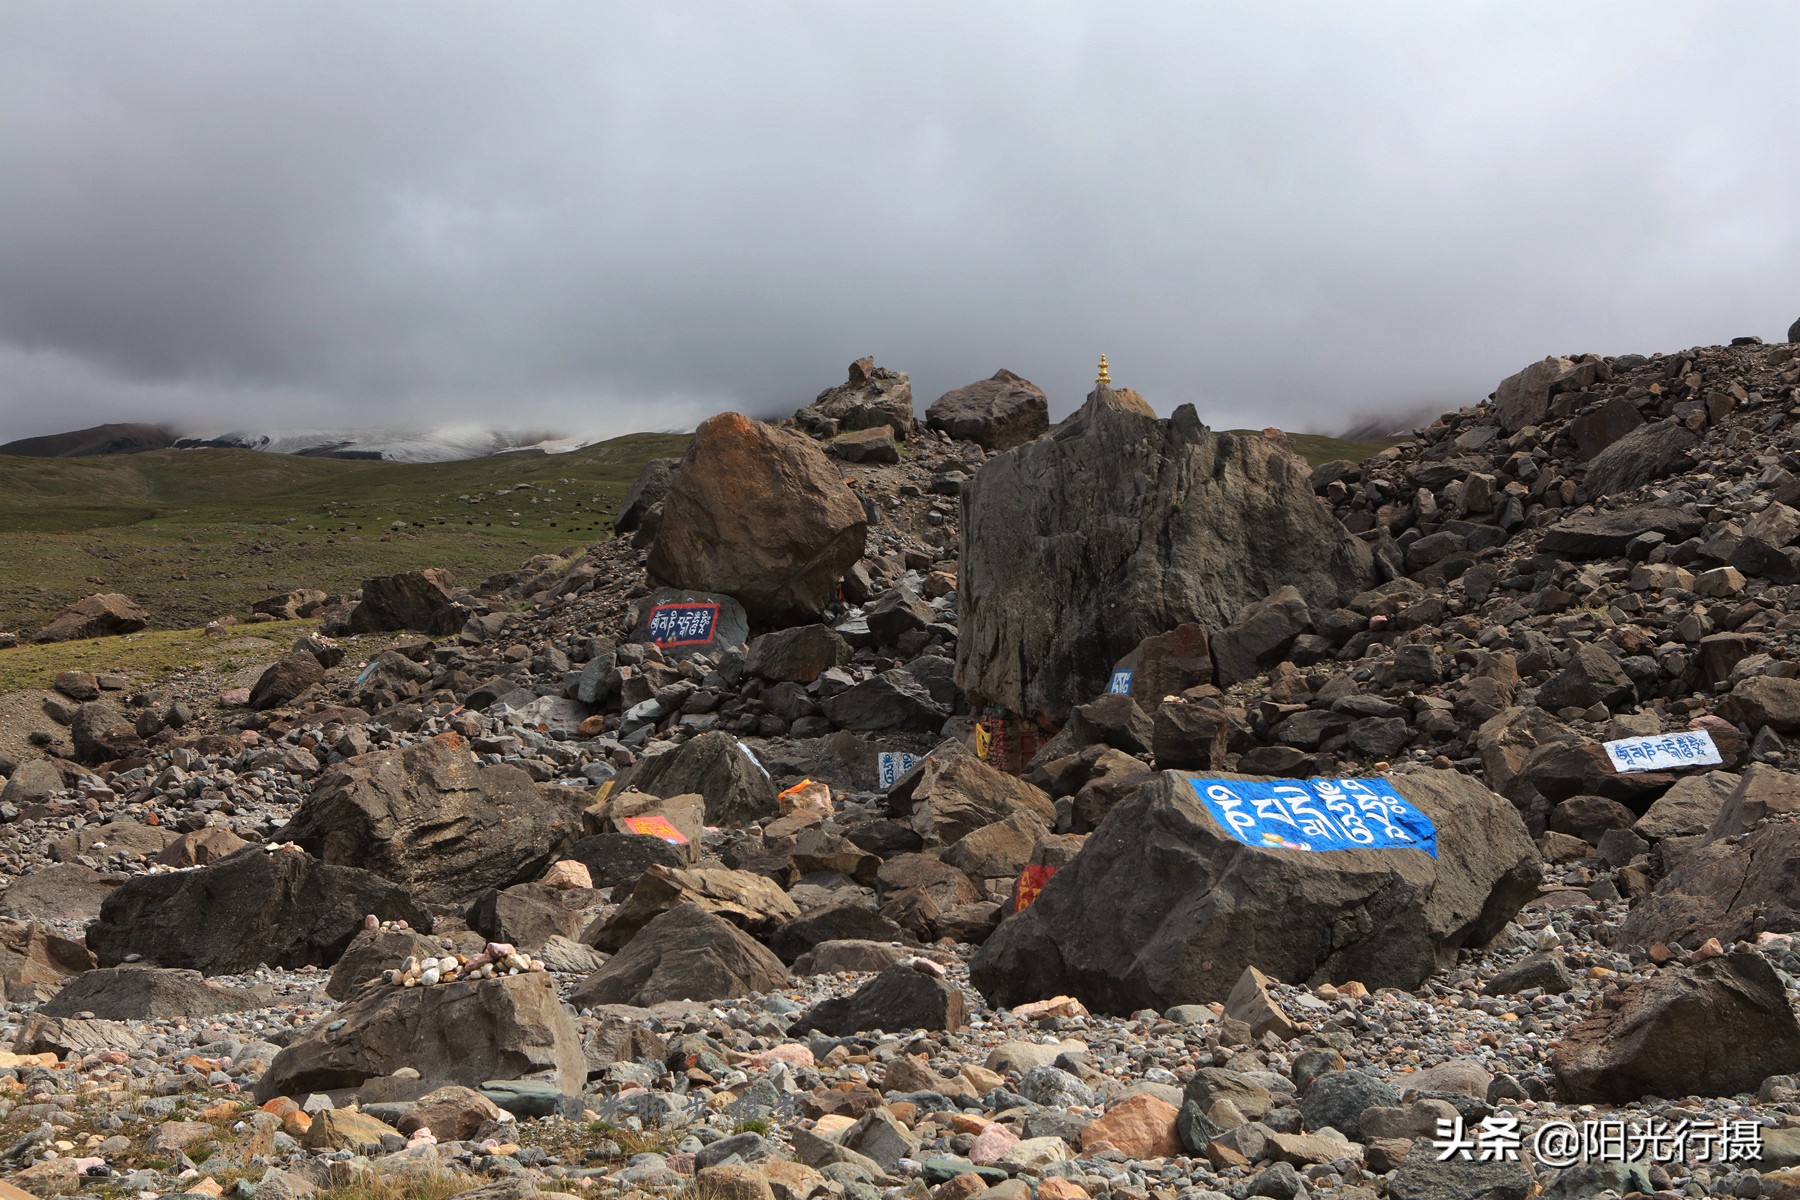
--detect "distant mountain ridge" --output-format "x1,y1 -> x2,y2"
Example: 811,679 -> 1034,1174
0,423 -> 177,457
1,423 -> 590,463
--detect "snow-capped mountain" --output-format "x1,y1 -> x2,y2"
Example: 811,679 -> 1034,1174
169,426 -> 594,463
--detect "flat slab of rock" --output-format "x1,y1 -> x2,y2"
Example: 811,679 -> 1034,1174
35,593 -> 148,643
0,864 -> 123,922
255,971 -> 584,1102
42,965 -> 270,1020
1538,504 -> 1705,558
48,819 -> 179,863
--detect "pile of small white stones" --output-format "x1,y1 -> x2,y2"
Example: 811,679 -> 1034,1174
387,941 -> 546,987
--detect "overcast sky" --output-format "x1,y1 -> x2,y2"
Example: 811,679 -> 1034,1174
2,2 -> 1797,443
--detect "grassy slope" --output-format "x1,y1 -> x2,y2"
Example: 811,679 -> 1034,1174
0,433 -> 689,634
0,618 -> 321,693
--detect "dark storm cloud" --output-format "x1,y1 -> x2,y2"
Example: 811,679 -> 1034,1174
1,1 -> 1797,442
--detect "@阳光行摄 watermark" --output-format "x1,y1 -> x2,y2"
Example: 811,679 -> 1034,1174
1434,1115 -> 1764,1167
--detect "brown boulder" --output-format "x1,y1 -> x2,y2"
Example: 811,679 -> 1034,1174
1551,951 -> 1800,1102
828,426 -> 900,464
742,625 -> 853,684
648,413 -> 868,626
590,863 -> 799,952
925,370 -> 1049,451
396,1085 -> 506,1142
1718,675 -> 1800,734
1492,355 -> 1605,433
70,700 -> 143,765
889,739 -> 1055,847
35,594 -> 148,643
466,882 -> 598,951
249,653 -> 326,710
0,919 -> 94,1002
278,732 -> 586,907
341,569 -> 465,636
571,903 -> 789,1008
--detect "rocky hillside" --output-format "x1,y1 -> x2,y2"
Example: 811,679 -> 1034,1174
2,344 -> 1800,1200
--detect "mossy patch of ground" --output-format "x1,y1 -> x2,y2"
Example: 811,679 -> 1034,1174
0,619 -> 319,694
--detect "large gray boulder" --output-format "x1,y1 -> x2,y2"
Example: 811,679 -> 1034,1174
278,732 -> 586,908
957,386 -> 1373,719
615,730 -> 778,827
926,370 -> 1049,451
86,847 -> 431,975
255,972 -> 585,1102
571,903 -> 789,1008
889,739 -> 1055,847
614,457 -> 680,539
1582,419 -> 1697,499
970,769 -> 1539,1013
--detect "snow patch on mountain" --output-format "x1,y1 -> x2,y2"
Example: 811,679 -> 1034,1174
170,426 -> 595,463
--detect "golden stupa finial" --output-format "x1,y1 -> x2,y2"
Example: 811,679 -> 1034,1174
1096,354 -> 1111,385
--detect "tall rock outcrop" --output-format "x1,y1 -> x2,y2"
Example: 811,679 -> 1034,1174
794,357 -> 915,439
648,413 -> 868,627
956,385 -> 1373,719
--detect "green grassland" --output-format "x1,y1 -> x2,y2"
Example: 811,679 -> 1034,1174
0,618 -> 322,694
0,433 -> 689,635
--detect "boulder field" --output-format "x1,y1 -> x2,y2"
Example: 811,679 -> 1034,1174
4,341 -> 1800,1197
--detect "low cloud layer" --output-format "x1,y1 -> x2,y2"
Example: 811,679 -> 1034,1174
2,2 -> 1796,443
